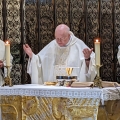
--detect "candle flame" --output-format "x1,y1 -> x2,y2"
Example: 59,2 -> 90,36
6,41 -> 9,44
96,39 -> 99,42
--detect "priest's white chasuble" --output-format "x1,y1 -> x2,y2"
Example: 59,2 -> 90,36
27,34 -> 96,84
0,40 -> 5,86
117,45 -> 120,64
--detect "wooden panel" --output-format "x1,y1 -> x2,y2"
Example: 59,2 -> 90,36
39,0 -> 54,49
70,0 -> 85,40
55,0 -> 70,27
86,0 -> 99,48
100,0 -> 113,81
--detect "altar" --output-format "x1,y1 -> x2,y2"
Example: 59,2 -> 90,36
0,84 -> 120,120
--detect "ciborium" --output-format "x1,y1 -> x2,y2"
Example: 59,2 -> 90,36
2,66 -> 13,87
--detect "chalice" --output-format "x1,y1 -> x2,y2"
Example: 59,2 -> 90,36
66,67 -> 73,76
64,67 -> 73,87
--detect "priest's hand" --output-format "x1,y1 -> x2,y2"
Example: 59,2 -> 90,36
83,48 -> 93,60
0,60 -> 4,68
23,44 -> 33,58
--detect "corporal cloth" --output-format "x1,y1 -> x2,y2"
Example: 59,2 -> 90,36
27,33 -> 97,84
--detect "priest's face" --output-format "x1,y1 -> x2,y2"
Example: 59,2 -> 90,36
55,33 -> 70,47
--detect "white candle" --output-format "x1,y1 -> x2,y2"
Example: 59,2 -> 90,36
5,41 -> 10,66
94,39 -> 100,65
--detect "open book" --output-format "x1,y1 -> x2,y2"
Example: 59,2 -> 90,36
71,81 -> 120,88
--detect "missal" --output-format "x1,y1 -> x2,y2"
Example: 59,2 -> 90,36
71,82 -> 93,87
71,81 -> 120,88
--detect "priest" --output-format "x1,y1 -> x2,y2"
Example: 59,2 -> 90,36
0,40 -> 13,86
23,24 -> 96,84
117,45 -> 120,64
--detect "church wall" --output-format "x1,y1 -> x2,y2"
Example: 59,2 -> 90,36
0,0 -> 120,84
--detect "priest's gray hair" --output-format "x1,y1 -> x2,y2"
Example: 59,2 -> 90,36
55,24 -> 70,33
55,24 -> 74,37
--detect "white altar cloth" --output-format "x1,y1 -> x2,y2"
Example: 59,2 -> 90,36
0,84 -> 120,102
102,87 -> 120,101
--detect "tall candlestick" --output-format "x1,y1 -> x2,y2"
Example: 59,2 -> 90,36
5,41 -> 10,66
94,39 -> 100,65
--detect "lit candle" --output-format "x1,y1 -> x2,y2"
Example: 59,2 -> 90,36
5,41 -> 10,66
94,39 -> 100,65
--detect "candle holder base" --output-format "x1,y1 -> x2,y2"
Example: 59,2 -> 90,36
91,64 -> 103,88
2,77 -> 13,87
92,76 -> 103,88
2,66 -> 13,87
